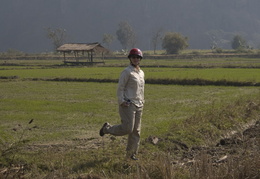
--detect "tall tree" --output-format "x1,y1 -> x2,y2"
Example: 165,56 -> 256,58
102,33 -> 114,50
116,21 -> 136,50
46,27 -> 67,51
151,28 -> 164,54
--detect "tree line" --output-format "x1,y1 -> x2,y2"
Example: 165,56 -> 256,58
46,21 -> 250,55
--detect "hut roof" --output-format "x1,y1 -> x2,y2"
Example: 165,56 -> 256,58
57,42 -> 108,52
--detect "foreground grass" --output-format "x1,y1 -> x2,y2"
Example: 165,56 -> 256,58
1,81 -> 259,142
0,79 -> 259,178
0,56 -> 259,178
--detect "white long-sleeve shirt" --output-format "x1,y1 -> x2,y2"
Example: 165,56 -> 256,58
117,65 -> 145,107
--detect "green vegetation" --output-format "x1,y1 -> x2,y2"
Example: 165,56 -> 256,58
231,35 -> 247,50
0,54 -> 259,178
162,32 -> 189,54
0,67 -> 259,81
116,21 -> 136,50
0,66 -> 259,87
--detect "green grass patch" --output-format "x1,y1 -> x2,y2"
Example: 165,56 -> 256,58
1,80 -> 258,144
0,67 -> 259,84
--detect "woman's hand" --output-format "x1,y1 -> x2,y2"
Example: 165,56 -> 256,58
121,101 -> 130,107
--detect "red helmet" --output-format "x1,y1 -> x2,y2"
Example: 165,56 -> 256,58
128,48 -> 143,59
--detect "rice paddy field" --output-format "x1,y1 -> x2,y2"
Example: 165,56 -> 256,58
0,55 -> 259,178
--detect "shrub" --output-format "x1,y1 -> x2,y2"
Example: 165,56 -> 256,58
162,32 -> 188,54
231,35 -> 247,50
215,48 -> 223,53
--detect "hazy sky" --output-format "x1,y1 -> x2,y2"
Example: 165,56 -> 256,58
1,0 -> 260,53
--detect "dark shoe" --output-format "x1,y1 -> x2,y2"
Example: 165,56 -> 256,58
130,155 -> 138,160
99,122 -> 109,136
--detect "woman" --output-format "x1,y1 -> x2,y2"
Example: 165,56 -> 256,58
99,48 -> 145,160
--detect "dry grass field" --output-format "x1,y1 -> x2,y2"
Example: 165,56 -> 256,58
0,52 -> 259,178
